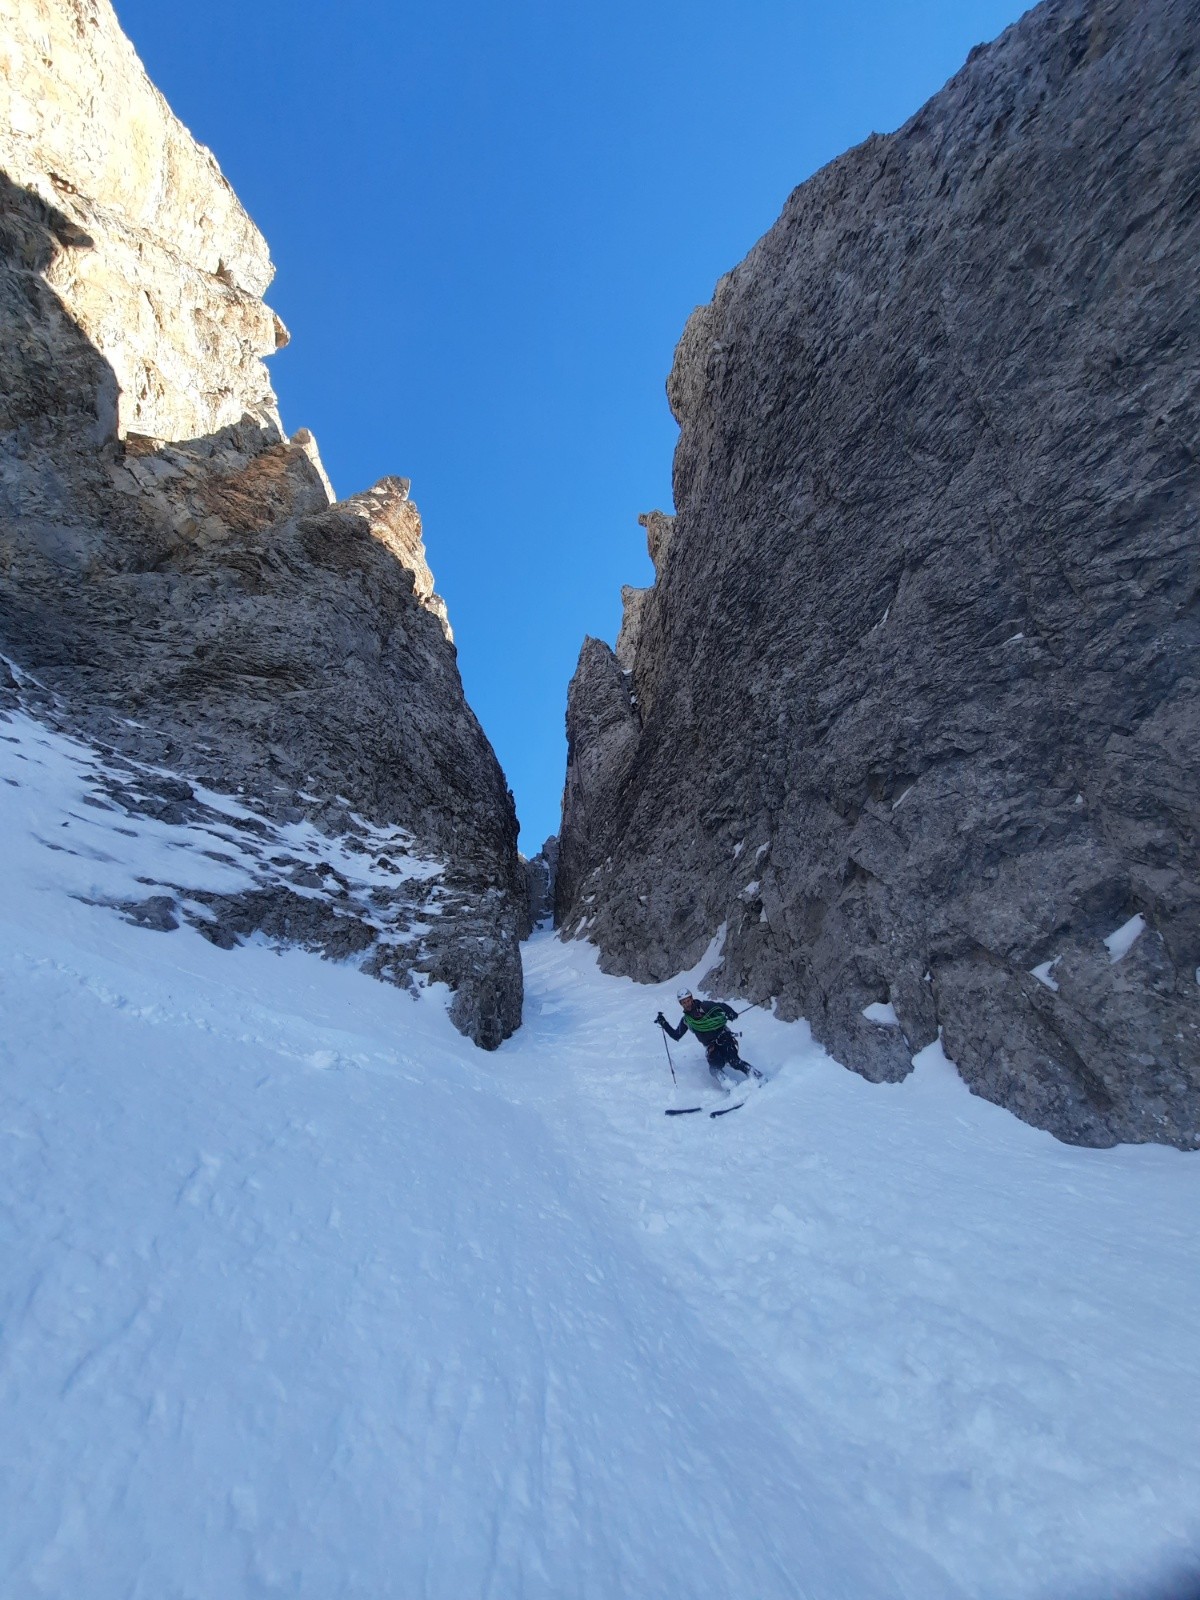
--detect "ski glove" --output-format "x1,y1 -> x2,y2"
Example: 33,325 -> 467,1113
654,1012 -> 668,1028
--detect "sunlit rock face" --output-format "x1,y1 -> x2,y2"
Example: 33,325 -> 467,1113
0,0 -> 281,443
0,0 -> 523,1047
558,0 -> 1200,1145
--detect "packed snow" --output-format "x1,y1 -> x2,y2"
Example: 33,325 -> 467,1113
1106,913 -> 1148,964
1030,958 -> 1061,992
861,999 -> 900,1026
2,703 -> 1198,1600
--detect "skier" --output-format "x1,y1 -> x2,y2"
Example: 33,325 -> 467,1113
655,989 -> 758,1089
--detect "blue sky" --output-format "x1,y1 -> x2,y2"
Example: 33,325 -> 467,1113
114,0 -> 1025,851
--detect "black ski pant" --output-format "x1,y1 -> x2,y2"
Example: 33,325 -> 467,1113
705,1029 -> 747,1083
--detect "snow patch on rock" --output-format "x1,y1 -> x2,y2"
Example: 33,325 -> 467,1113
862,1000 -> 900,1026
1105,914 -> 1147,963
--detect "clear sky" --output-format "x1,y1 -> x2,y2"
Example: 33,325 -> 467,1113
113,0 -> 1025,852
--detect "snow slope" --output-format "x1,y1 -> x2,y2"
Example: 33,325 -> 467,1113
1,700 -> 1198,1600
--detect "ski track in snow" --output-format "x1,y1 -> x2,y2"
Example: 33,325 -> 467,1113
1,707 -> 1198,1600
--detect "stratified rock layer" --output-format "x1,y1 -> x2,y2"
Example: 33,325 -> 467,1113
0,0 -> 523,1045
558,0 -> 1200,1145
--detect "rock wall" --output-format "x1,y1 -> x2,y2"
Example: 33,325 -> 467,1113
557,0 -> 1200,1145
0,0 -> 524,1046
0,0 -> 283,443
523,836 -> 559,931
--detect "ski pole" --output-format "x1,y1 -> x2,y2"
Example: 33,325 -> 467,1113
661,1028 -> 677,1087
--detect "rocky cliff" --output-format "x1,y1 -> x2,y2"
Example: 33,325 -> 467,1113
523,835 -> 559,930
557,0 -> 1200,1145
0,0 -> 524,1046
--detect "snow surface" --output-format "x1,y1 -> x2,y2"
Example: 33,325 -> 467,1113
861,999 -> 900,1026
2,707 -> 1199,1600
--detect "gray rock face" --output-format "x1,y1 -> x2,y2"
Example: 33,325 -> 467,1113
1,664 -> 521,1040
557,639 -> 641,929
524,835 -> 559,930
558,0 -> 1200,1146
0,0 -> 524,1046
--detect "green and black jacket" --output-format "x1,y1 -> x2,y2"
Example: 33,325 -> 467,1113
662,999 -> 737,1044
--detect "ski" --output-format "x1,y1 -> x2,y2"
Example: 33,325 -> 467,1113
663,1066 -> 764,1118
664,1098 -> 748,1118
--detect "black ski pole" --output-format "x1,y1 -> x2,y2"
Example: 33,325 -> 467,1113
661,1027 -> 677,1087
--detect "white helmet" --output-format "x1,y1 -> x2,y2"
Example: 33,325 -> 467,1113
676,987 -> 693,1002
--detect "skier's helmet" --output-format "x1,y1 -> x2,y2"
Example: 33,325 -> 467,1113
676,988 -> 693,1002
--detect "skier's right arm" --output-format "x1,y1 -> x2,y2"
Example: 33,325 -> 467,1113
655,1012 -> 687,1041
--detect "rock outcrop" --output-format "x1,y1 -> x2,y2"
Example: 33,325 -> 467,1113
0,0 -> 283,444
557,0 -> 1200,1145
0,0 -> 524,1046
523,836 -> 559,931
